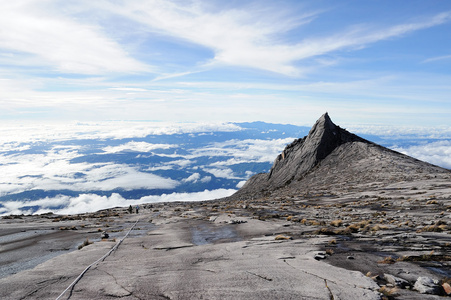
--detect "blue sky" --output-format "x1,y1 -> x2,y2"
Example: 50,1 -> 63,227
1,0 -> 451,126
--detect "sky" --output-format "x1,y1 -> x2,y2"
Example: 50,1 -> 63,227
1,0 -> 451,126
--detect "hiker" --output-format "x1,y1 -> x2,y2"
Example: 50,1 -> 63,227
136,205 -> 139,214
128,205 -> 133,214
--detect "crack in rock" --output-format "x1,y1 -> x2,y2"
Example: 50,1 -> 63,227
284,259 -> 379,296
97,268 -> 132,298
246,271 -> 273,281
283,260 -> 338,285
324,279 -> 335,300
153,244 -> 194,251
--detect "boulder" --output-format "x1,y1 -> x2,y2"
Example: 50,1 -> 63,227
442,282 -> 451,295
384,273 -> 409,289
414,276 -> 440,294
314,252 -> 326,260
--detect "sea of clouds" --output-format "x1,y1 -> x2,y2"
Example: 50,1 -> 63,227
0,121 -> 296,215
0,121 -> 450,216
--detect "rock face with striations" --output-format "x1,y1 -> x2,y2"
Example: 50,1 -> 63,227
233,113 -> 450,199
267,112 -> 369,186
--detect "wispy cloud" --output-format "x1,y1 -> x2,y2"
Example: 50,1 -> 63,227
2,1 -> 448,77
1,1 -> 450,125
0,1 -> 149,74
422,54 -> 451,63
91,1 -> 451,76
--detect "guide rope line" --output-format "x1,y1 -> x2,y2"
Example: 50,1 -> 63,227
55,218 -> 140,300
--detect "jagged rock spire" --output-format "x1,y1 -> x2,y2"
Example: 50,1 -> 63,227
266,113 -> 366,185
231,113 -> 451,200
236,113 -> 370,195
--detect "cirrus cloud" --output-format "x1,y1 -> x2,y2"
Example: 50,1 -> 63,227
0,1 -> 149,74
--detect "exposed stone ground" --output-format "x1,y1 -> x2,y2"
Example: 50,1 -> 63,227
1,175 -> 451,299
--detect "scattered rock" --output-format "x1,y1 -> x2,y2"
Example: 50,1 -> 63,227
314,252 -> 326,260
384,273 -> 409,289
229,219 -> 247,224
414,276 -> 440,294
347,256 -> 355,260
442,282 -> 451,295
278,256 -> 296,260
100,231 -> 109,239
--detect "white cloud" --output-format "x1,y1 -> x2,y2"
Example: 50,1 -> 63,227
182,172 -> 201,183
110,87 -> 149,92
0,121 -> 242,144
0,1 -> 149,74
145,165 -> 175,172
296,12 -> 451,60
392,140 -> 451,169
0,121 -> 250,198
200,176 -> 211,183
0,149 -> 179,196
0,189 -> 237,216
245,171 -> 255,177
236,181 -> 246,188
182,173 -> 213,184
2,1 -> 448,78
103,142 -> 175,153
202,167 -> 239,180
95,1 -> 451,76
168,159 -> 195,168
347,124 -> 451,139
81,166 -> 179,191
0,142 -> 31,152
422,54 -> 451,63
182,173 -> 212,183
194,138 -> 295,163
94,0 -> 315,76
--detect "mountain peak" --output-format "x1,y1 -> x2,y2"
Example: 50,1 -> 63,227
317,112 -> 333,128
306,113 -> 364,162
235,113 -> 368,195
270,113 -> 366,177
232,113 -> 449,200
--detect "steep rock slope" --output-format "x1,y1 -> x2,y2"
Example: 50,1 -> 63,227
233,113 -> 450,199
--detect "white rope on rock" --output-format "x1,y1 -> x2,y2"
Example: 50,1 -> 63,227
55,219 -> 140,300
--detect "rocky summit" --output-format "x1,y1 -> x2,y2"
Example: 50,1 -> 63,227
1,114 -> 451,300
234,112 -> 449,200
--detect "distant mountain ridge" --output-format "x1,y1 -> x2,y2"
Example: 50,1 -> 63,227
233,113 -> 450,199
